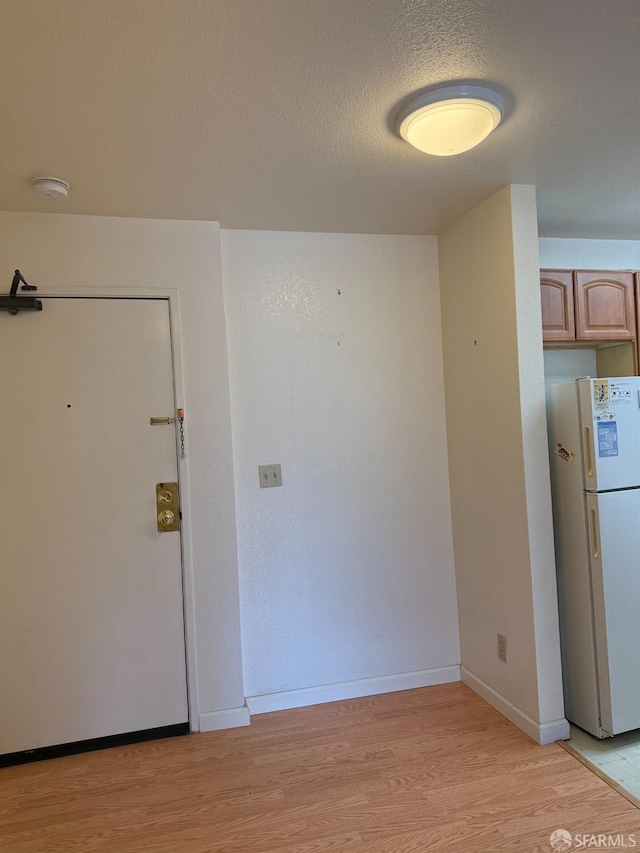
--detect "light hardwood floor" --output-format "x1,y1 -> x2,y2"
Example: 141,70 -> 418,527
1,683 -> 638,852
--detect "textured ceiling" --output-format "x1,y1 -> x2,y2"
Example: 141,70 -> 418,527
1,0 -> 639,238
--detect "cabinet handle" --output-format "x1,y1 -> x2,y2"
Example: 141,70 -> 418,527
584,425 -> 594,479
590,508 -> 600,559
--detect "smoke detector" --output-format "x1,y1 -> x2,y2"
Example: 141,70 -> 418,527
30,176 -> 70,199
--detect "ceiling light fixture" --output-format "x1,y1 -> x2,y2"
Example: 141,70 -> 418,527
30,176 -> 70,199
397,85 -> 504,156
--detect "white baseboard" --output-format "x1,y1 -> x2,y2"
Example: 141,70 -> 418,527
198,705 -> 250,732
461,667 -> 570,745
246,665 -> 461,715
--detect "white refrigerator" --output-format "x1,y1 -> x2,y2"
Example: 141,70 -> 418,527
547,377 -> 640,738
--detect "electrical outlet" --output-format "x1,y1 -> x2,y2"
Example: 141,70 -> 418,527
497,633 -> 508,663
258,463 -> 283,488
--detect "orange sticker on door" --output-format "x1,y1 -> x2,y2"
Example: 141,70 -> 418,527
554,443 -> 575,464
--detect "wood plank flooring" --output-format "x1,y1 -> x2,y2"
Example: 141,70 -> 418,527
1,683 -> 638,852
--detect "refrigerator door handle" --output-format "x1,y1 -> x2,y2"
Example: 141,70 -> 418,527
584,425 -> 594,479
589,507 -> 600,559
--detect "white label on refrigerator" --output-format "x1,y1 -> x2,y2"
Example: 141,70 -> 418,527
554,443 -> 575,464
610,382 -> 633,404
597,421 -> 619,457
593,380 -> 610,409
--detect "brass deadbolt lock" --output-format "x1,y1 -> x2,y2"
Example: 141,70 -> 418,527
158,509 -> 175,526
156,482 -> 180,532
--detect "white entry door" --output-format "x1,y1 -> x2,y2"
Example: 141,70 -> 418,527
0,298 -> 188,758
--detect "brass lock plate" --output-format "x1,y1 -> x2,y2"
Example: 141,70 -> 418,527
156,482 -> 180,532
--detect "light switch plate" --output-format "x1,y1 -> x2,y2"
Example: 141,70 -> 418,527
259,463 -> 283,488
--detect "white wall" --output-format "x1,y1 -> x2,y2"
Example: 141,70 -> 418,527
221,230 -> 460,710
539,238 -> 640,270
0,212 -> 245,728
439,186 -> 568,743
543,349 -> 597,385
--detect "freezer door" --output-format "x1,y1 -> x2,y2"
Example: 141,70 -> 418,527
586,490 -> 640,735
579,378 -> 640,491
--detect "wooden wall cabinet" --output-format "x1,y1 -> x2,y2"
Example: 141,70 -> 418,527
635,272 -> 640,344
573,271 -> 635,341
541,269 -> 636,343
540,271 -> 575,341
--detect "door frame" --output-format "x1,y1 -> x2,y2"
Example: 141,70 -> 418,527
31,287 -> 200,731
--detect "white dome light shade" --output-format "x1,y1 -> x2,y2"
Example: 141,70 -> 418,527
397,85 -> 504,156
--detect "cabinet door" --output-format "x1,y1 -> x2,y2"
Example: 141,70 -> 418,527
574,271 -> 636,341
635,273 -> 640,374
540,270 -> 575,341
